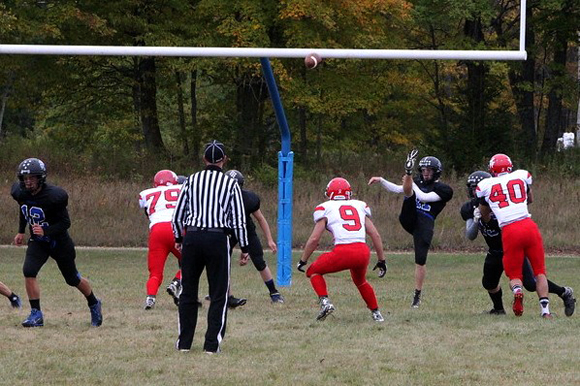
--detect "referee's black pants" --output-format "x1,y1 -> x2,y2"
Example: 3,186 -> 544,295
177,230 -> 231,352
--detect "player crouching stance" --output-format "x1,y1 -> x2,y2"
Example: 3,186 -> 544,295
297,178 -> 387,322
476,154 -> 556,318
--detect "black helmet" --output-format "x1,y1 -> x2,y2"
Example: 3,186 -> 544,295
18,158 -> 47,189
466,170 -> 491,198
417,156 -> 442,182
226,170 -> 244,188
177,175 -> 187,185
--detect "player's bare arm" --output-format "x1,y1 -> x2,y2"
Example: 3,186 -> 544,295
402,174 -> 413,197
366,218 -> 387,277
239,252 -> 250,266
365,218 -> 385,263
298,219 -> 327,266
13,233 -> 25,246
478,204 -> 492,223
252,209 -> 277,253
527,186 -> 534,204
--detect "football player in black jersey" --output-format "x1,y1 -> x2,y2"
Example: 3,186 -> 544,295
11,158 -> 103,327
461,171 -> 575,316
225,170 -> 284,304
369,151 -> 453,308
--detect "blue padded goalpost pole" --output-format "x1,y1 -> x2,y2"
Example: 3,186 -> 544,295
260,58 -> 293,286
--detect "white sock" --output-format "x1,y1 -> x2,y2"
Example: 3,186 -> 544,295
539,297 -> 550,315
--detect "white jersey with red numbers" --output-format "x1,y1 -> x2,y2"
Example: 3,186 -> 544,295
313,199 -> 371,245
476,169 -> 532,228
139,184 -> 182,228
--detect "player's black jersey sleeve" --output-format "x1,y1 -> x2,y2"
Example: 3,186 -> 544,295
241,190 -> 260,234
433,182 -> 453,203
460,201 -> 475,221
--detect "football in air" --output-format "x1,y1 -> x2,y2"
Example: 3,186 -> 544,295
305,53 -> 322,69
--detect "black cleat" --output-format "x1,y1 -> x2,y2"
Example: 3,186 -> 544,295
411,290 -> 421,309
227,295 -> 247,309
166,280 -> 181,306
561,287 -> 576,317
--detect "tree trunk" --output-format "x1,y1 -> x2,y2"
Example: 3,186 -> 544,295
316,115 -> 322,163
138,57 -> 165,153
299,106 -> 307,161
131,57 -> 143,152
175,71 -> 189,156
299,65 -> 308,161
464,18 -> 487,142
577,32 -> 580,139
507,6 -> 536,160
0,86 -> 8,140
190,69 -> 201,160
235,71 -> 268,167
541,39 -> 568,154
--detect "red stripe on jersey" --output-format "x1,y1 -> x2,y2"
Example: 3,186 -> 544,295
315,206 -> 324,211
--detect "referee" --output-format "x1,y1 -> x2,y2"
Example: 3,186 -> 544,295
172,140 -> 249,354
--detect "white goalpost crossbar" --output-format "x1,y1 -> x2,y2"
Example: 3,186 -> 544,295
0,0 -> 527,61
0,46 -> 526,61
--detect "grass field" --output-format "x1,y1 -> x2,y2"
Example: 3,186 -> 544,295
0,246 -> 579,385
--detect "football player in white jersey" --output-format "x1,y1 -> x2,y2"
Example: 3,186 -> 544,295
297,178 -> 387,322
476,154 -> 552,318
139,170 -> 183,310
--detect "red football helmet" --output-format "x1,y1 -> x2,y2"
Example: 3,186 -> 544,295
489,154 -> 513,176
153,170 -> 178,187
325,177 -> 352,200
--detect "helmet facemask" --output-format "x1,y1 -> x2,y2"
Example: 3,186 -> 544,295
18,158 -> 47,193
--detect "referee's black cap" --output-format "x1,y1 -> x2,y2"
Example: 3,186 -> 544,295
204,140 -> 226,163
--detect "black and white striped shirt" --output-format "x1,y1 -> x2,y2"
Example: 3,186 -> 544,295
172,165 -> 249,251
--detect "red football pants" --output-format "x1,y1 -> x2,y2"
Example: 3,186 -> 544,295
306,242 -> 378,310
147,222 -> 182,296
501,218 -> 546,281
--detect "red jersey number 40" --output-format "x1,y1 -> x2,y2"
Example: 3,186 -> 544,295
489,180 -> 527,208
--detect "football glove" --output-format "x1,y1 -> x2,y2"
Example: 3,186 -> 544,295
373,260 -> 387,278
296,260 -> 307,272
473,207 -> 482,221
405,149 -> 419,175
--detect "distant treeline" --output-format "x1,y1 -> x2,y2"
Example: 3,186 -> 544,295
0,1 -> 579,175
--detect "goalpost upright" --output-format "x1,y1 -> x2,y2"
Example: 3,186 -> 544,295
0,0 -> 527,286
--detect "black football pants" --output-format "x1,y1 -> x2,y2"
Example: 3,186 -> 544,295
177,231 -> 230,352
